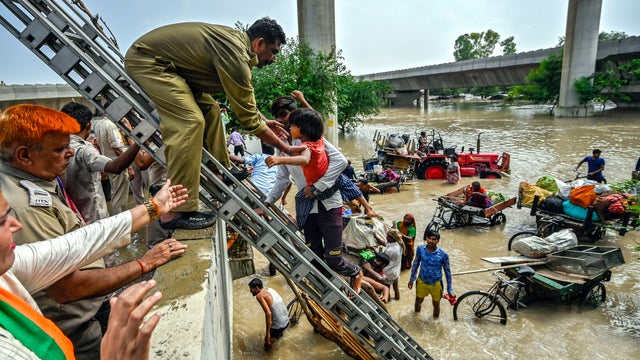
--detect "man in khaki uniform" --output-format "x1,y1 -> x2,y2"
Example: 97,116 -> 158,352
124,17 -> 297,230
61,102 -> 142,224
92,115 -> 131,215
0,104 -> 186,359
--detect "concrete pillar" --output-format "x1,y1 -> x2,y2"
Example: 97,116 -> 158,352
555,0 -> 602,117
423,88 -> 429,111
297,0 -> 338,145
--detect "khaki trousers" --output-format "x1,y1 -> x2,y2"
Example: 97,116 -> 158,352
109,172 -> 129,215
124,50 -> 229,211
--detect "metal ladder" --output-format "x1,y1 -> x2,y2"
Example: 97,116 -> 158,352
0,1 -> 432,358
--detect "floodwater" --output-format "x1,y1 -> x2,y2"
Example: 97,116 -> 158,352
232,102 -> 640,360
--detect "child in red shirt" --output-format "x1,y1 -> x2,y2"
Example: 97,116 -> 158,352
265,108 -> 328,184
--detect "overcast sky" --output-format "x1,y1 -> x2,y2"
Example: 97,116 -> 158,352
0,0 -> 638,84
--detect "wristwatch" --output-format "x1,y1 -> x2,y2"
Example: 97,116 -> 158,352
310,185 -> 321,196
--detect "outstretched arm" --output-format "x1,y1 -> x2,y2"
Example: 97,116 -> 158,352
265,148 -> 311,168
291,90 -> 312,109
22,181 -> 188,302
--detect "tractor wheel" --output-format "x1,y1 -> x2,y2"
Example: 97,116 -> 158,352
423,165 -> 447,180
480,171 -> 502,179
417,159 -> 448,180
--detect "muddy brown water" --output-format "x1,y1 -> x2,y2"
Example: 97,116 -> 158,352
230,103 -> 640,360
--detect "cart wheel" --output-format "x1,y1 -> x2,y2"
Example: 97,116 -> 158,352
508,231 -> 537,251
580,282 -> 606,307
490,213 -> 506,226
287,299 -> 303,325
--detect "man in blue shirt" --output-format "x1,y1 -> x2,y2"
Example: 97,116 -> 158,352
408,229 -> 454,318
342,159 -> 357,181
229,143 -> 279,196
577,149 -> 606,183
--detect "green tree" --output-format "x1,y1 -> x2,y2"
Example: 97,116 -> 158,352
453,29 -> 501,61
336,76 -> 392,132
619,59 -> 640,81
509,53 -> 563,114
250,38 -> 391,132
574,61 -> 632,112
500,36 -> 517,55
556,30 -> 629,46
599,30 -> 628,42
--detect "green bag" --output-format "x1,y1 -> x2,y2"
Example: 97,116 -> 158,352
536,175 -> 558,193
360,249 -> 376,261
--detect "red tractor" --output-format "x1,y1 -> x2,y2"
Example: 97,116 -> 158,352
413,130 -> 511,180
363,130 -> 510,180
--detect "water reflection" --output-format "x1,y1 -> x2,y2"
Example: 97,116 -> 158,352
233,103 -> 640,359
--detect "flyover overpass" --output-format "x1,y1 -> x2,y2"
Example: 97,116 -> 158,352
359,36 -> 640,107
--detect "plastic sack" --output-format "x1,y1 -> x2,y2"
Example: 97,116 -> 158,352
569,185 -> 597,208
511,235 -> 557,258
512,229 -> 578,258
544,228 -> 578,252
519,182 -> 554,207
387,135 -> 405,148
536,175 -> 559,193
557,179 -> 597,197
488,192 -> 508,204
594,184 -> 611,194
343,216 -> 389,250
539,195 -> 566,214
562,200 -> 600,221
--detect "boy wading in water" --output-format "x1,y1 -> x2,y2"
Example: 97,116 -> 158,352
266,109 -> 362,293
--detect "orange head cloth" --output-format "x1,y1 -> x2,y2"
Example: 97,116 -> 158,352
0,104 -> 80,156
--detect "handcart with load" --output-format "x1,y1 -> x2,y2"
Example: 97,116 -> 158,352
426,185 -> 516,231
452,245 -> 625,325
516,174 -> 640,243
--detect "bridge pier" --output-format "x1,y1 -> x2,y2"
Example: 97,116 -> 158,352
298,0 -> 338,144
423,88 -> 429,110
555,0 -> 602,117
387,90 -> 422,107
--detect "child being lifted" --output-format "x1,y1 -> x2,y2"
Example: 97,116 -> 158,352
265,108 -> 363,293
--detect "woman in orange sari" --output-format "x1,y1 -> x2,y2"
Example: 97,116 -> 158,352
396,213 -> 417,270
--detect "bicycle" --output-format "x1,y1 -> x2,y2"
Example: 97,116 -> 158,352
507,215 -> 566,250
453,267 -> 534,325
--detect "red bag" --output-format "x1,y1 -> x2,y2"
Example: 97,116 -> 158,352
569,185 -> 597,208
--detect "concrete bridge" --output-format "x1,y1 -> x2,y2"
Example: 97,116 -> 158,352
359,36 -> 640,107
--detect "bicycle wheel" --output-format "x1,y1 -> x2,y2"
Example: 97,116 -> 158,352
537,222 -> 559,238
453,291 -> 507,325
459,212 -> 472,226
508,231 -> 537,251
426,220 -> 441,232
287,299 -> 303,325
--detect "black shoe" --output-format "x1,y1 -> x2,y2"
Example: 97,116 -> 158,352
268,263 -> 277,276
222,167 -> 250,185
159,211 -> 215,230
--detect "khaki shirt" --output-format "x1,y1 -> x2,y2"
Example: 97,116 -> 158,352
62,134 -> 110,224
92,117 -> 127,160
0,162 -> 105,359
127,22 -> 268,135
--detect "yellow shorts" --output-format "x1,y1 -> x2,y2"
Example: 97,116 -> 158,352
415,278 -> 443,302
